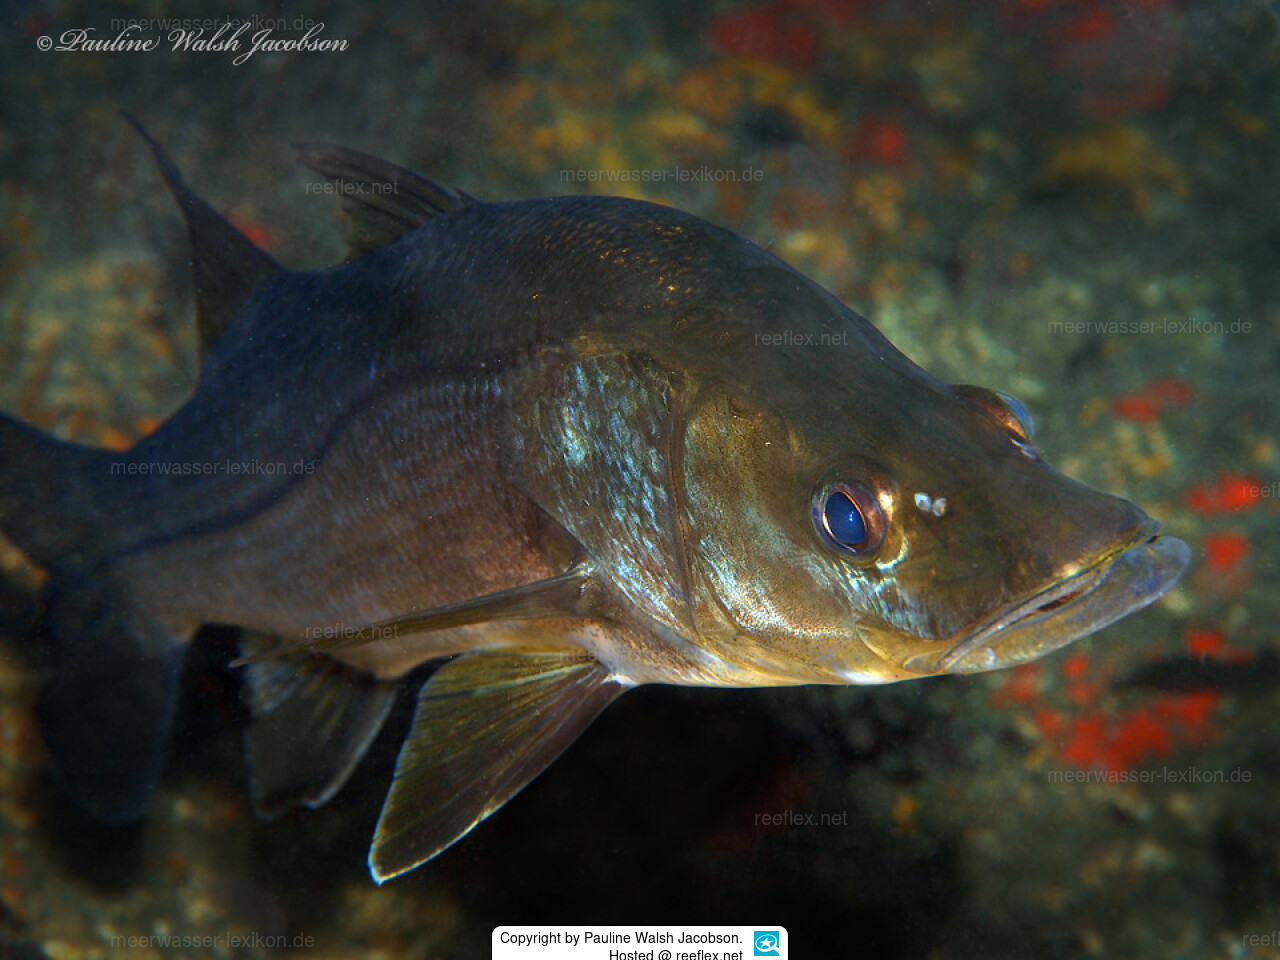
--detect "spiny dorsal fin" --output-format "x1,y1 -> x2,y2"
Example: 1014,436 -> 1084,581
370,650 -> 625,882
292,141 -> 475,261
241,633 -> 398,817
229,565 -> 596,667
125,115 -> 281,355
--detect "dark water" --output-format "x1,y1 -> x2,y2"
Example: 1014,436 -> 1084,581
1,1 -> 1277,957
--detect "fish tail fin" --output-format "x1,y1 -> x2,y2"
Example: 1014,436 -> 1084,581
0,412 -> 124,568
0,412 -> 191,821
38,569 -> 190,822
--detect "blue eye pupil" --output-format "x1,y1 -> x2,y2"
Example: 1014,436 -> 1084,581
823,491 -> 867,547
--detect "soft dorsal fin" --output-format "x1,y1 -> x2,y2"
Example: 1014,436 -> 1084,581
292,141 -> 476,261
369,650 -> 625,882
124,115 -> 281,356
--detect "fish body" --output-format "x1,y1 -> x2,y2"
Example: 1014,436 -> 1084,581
0,125 -> 1189,880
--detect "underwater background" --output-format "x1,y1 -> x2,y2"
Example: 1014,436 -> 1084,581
1,0 -> 1278,956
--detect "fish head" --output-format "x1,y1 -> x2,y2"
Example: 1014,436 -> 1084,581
676,330 -> 1190,685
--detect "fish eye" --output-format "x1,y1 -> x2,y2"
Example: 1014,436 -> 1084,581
995,391 -> 1035,442
953,385 -> 1035,445
813,483 -> 886,556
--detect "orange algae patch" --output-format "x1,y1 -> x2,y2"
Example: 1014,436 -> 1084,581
991,663 -> 1041,707
1047,642 -> 1226,771
1034,708 -> 1067,739
1202,531 -> 1249,572
1106,708 -> 1174,769
1184,626 -> 1226,657
1111,394 -> 1160,423
98,425 -> 134,451
136,415 -> 163,437
1155,691 -> 1222,732
1059,715 -> 1108,768
1057,692 -> 1224,772
1067,680 -> 1103,706
1142,377 -> 1193,408
708,2 -> 821,69
1186,473 -> 1264,515
1054,7 -> 1115,44
1110,376 -> 1193,423
1058,653 -> 1102,705
1061,654 -> 1090,681
229,211 -> 274,249
851,116 -> 908,165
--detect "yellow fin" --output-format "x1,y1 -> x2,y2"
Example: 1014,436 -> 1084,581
369,649 -> 624,882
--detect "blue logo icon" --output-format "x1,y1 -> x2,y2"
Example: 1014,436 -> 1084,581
754,931 -> 780,956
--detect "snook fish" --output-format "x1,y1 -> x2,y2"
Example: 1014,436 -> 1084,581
0,122 -> 1190,882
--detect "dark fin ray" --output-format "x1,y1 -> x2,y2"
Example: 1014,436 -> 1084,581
37,571 -> 190,822
241,633 -> 398,817
229,565 -> 595,667
124,114 -> 281,354
292,142 -> 475,260
0,412 -> 124,568
369,650 -> 624,882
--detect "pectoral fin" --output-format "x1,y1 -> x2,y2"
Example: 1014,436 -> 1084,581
369,650 -> 625,882
230,565 -> 596,667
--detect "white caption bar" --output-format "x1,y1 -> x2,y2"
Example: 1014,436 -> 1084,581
493,926 -> 788,960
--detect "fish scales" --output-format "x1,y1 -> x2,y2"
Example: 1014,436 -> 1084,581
0,125 -> 1190,880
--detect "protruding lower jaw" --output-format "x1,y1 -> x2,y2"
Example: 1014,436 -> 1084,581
903,535 -> 1192,676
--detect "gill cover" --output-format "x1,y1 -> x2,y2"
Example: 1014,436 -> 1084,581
678,384 -> 886,684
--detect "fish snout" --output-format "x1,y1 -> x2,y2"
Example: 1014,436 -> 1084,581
899,483 -> 1188,677
933,532 -> 1190,675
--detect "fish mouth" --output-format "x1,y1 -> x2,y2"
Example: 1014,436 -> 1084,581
905,528 -> 1192,675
